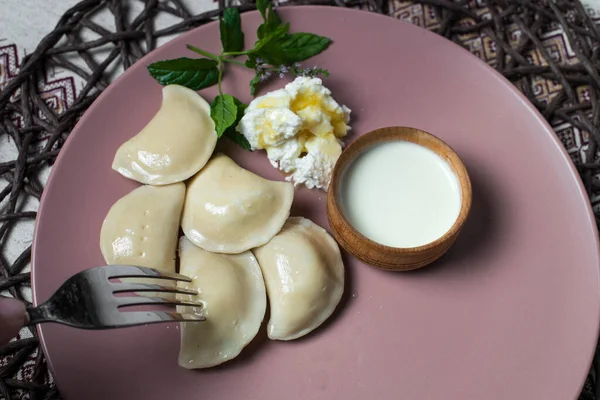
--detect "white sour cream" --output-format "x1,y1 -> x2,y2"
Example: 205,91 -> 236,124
339,141 -> 461,248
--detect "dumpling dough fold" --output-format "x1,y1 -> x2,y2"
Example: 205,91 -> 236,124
181,153 -> 294,254
177,237 -> 266,369
112,84 -> 217,185
253,217 -> 345,340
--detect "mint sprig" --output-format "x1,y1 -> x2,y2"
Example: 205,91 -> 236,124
146,5 -> 332,149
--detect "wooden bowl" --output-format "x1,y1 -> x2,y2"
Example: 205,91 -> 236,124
327,126 -> 472,271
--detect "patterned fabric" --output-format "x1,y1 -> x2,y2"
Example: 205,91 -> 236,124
1,44 -> 77,129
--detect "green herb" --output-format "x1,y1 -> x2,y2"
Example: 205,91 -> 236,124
220,8 -> 244,53
224,101 -> 251,150
256,0 -> 270,20
224,130 -> 252,150
256,0 -> 282,39
147,5 -> 332,149
210,94 -> 238,138
249,74 -> 262,96
147,58 -> 218,90
250,32 -> 331,66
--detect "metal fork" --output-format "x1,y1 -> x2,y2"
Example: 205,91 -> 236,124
26,265 -> 205,329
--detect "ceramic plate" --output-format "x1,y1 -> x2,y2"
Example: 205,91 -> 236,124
32,7 -> 600,400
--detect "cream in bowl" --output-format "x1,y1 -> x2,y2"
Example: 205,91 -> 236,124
326,126 -> 472,271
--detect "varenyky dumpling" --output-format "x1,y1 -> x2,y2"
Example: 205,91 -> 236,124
100,183 -> 185,295
181,153 -> 294,254
253,217 -> 345,340
112,85 -> 217,185
177,237 -> 266,369
100,183 -> 184,271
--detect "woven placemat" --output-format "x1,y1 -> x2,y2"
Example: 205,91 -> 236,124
1,0 -> 599,399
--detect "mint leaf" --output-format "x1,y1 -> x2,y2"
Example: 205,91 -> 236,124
257,3 -> 281,39
254,33 -> 331,65
220,8 -> 244,53
256,0 -> 269,20
224,100 -> 251,150
148,58 -> 218,90
268,5 -> 281,26
281,33 -> 331,62
252,23 -> 289,54
233,97 -> 247,114
211,94 -> 238,137
225,130 -> 252,150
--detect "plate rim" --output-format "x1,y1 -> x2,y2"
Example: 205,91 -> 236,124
31,6 -> 600,399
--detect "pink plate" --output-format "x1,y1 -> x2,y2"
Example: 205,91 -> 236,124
32,7 -> 600,400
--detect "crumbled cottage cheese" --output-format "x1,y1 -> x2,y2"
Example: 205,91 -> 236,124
236,76 -> 351,190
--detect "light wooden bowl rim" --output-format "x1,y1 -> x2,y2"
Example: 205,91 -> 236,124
328,126 -> 472,255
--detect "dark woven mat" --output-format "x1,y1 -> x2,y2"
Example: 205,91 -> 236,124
1,0 -> 599,398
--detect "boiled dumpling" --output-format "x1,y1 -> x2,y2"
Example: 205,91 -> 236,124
100,183 -> 184,295
181,153 -> 294,254
100,183 -> 184,270
112,84 -> 217,185
177,237 -> 266,369
253,217 -> 345,340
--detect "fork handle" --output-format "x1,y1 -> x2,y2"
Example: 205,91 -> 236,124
25,304 -> 52,325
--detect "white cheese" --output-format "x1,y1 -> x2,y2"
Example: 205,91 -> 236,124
237,108 -> 301,149
236,76 -> 351,191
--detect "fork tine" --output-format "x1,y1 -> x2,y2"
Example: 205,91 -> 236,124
116,296 -> 203,309
100,265 -> 192,282
111,282 -> 197,296
117,311 -> 205,327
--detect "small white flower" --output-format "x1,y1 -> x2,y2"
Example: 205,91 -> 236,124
260,70 -> 273,82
